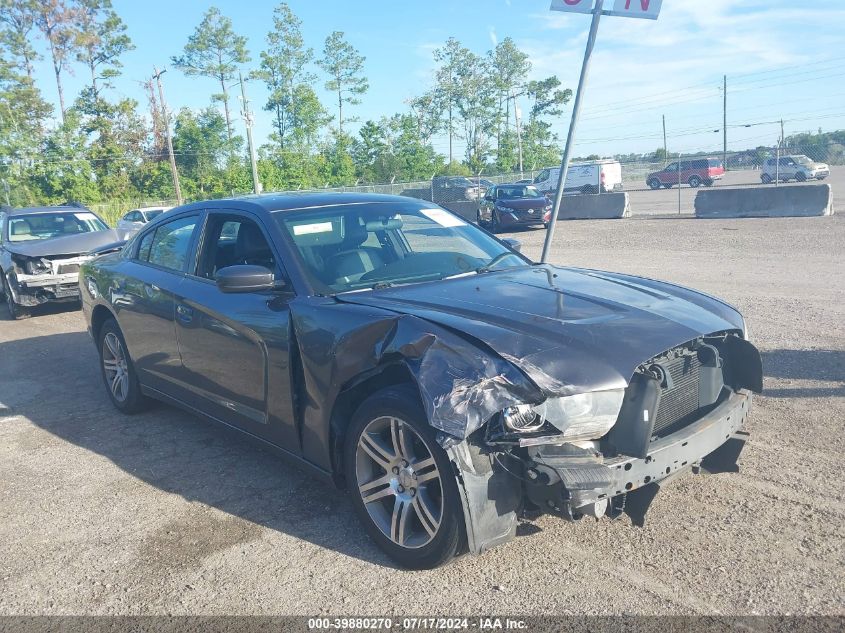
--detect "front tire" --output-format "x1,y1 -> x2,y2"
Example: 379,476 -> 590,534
688,175 -> 702,188
795,172 -> 807,182
490,211 -> 501,234
98,319 -> 148,414
345,386 -> 464,569
2,273 -> 28,320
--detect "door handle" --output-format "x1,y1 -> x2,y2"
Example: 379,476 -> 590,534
176,304 -> 193,323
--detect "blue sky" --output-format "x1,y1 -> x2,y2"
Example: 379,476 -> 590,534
26,0 -> 845,161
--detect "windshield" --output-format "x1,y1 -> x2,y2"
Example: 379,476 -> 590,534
7,212 -> 108,242
275,201 -> 527,294
498,185 -> 542,199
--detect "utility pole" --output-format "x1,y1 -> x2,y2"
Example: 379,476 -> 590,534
239,72 -> 261,195
780,118 -> 785,148
723,75 -> 727,170
515,100 -> 524,178
662,114 -> 668,166
152,67 -> 183,206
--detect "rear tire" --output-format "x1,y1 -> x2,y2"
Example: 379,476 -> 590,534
98,319 -> 148,414
345,385 -> 465,569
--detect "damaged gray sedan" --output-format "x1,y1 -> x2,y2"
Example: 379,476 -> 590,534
1,205 -> 126,318
80,193 -> 762,569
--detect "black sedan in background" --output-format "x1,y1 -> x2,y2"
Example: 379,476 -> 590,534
477,184 -> 553,232
81,193 -> 761,569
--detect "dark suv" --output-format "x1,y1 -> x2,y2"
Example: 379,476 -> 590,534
647,158 -> 725,189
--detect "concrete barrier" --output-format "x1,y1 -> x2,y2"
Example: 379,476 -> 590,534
556,192 -> 630,220
695,184 -> 834,218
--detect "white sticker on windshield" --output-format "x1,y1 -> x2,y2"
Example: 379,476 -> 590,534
74,213 -> 98,222
420,208 -> 466,228
293,221 -> 334,236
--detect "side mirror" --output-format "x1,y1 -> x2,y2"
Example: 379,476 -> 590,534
215,265 -> 276,293
502,238 -> 522,253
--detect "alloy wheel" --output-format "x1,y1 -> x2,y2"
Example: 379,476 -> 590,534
102,332 -> 130,403
355,416 -> 443,549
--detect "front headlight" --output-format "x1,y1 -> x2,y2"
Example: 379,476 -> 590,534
533,389 -> 625,441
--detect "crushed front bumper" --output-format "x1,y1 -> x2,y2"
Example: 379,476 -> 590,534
8,271 -> 82,306
450,390 -> 752,555
526,390 -> 752,522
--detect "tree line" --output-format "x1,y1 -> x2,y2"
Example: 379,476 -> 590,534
0,1 -> 572,209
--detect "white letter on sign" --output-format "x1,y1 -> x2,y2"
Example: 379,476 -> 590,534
610,0 -> 662,19
549,0 -> 595,14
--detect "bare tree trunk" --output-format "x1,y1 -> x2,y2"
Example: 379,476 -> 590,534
53,57 -> 66,124
219,76 -> 233,144
337,85 -> 343,134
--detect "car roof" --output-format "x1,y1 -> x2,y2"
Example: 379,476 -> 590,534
214,191 -> 429,213
4,205 -> 94,217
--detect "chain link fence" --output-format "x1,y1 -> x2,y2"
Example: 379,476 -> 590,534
85,142 -> 842,225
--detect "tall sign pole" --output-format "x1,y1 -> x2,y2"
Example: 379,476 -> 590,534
541,0 -> 664,263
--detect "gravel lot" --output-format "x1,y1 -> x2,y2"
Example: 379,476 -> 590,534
1,212 -> 843,616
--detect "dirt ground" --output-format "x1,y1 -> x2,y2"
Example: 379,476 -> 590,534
0,213 -> 843,616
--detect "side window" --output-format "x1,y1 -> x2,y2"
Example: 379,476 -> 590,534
196,215 -> 276,280
137,215 -> 198,272
136,230 -> 155,261
665,163 -> 677,172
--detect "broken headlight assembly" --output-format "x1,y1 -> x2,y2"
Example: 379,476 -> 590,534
490,389 -> 625,445
12,255 -> 50,276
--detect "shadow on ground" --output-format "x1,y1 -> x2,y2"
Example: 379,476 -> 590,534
0,329 -> 397,569
761,349 -> 845,398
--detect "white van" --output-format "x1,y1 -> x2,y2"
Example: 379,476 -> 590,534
532,159 -> 623,196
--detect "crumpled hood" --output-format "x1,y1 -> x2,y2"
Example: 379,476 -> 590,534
337,265 -> 744,395
5,229 -> 128,258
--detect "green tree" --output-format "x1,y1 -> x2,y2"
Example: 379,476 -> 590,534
0,54 -> 52,205
433,37 -> 468,165
407,91 -> 441,144
252,3 -> 320,149
318,31 -> 368,134
172,7 -> 250,145
74,0 -> 134,97
488,37 -> 531,168
0,0 -> 40,81
74,89 -> 146,201
32,110 -> 99,204
171,106 -> 232,197
455,52 -> 496,172
35,0 -> 78,123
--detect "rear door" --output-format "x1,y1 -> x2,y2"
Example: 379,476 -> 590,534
116,213 -> 201,396
173,210 -> 300,450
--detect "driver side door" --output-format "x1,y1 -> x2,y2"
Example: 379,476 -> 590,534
173,210 -> 300,451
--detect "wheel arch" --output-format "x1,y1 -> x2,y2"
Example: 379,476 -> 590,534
329,362 -> 421,487
91,304 -> 118,342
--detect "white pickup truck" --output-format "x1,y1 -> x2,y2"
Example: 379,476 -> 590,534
532,159 -> 624,196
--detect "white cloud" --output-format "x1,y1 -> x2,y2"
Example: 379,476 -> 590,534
489,26 -> 498,46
